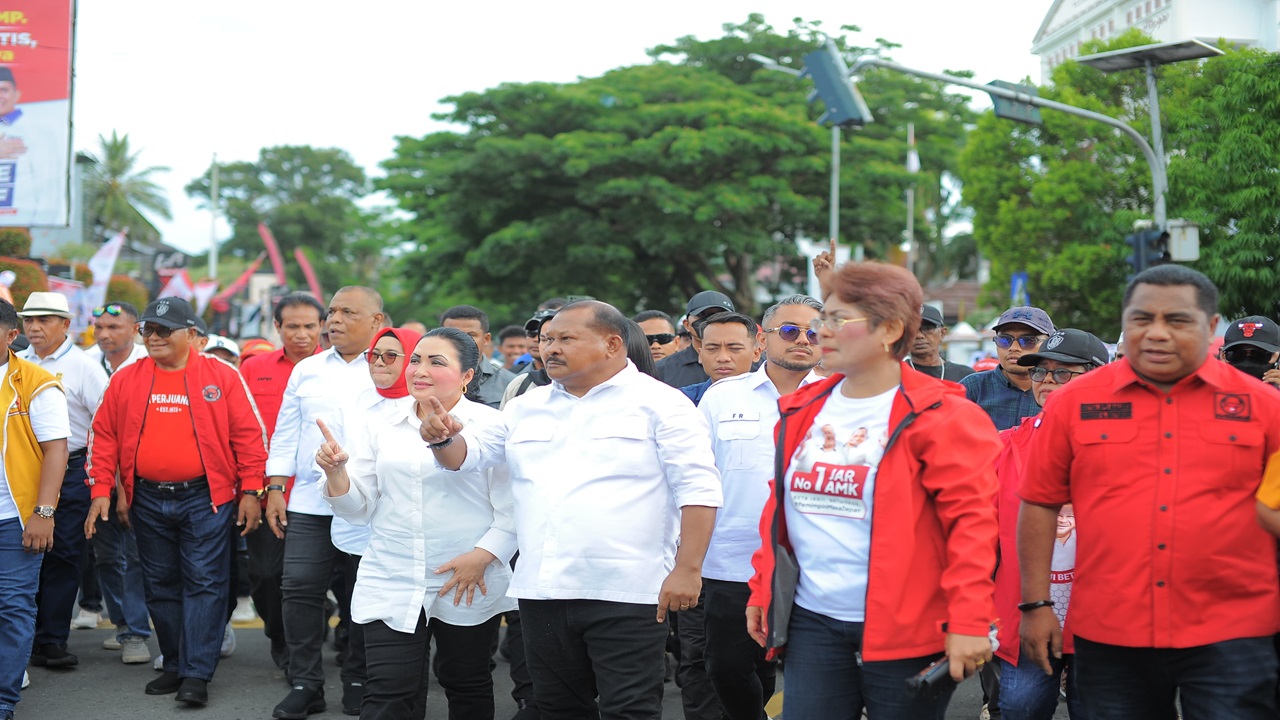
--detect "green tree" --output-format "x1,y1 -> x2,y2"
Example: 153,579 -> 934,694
82,131 -> 171,244
185,146 -> 369,291
381,15 -> 977,317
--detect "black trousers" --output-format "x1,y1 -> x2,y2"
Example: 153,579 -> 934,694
674,589 -> 721,720
520,598 -> 669,720
335,553 -> 366,686
245,519 -> 288,670
362,611 -> 502,720
33,457 -> 91,647
703,579 -> 777,720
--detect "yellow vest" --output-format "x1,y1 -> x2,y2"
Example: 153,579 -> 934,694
1,350 -> 63,526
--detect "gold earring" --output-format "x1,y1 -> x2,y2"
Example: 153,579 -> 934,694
461,383 -> 468,395
883,342 -> 891,354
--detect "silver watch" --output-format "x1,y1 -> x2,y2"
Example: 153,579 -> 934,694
33,505 -> 55,519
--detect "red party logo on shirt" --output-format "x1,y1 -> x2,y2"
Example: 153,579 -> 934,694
202,385 -> 222,402
792,462 -> 869,498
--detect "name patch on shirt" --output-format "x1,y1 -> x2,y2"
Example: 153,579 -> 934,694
1215,393 -> 1251,422
1079,402 -> 1131,420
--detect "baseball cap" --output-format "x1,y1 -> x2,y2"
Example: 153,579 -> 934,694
686,291 -> 734,318
1222,315 -> 1280,354
239,338 -> 275,360
994,306 -> 1055,336
1017,328 -> 1109,368
205,334 -> 240,358
524,309 -> 557,335
920,305 -> 944,329
139,298 -> 199,330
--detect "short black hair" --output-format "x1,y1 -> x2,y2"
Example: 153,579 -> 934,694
695,312 -> 758,341
559,300 -> 629,341
103,300 -> 140,321
440,305 -> 489,333
273,293 -> 325,325
623,319 -> 658,378
1123,265 -> 1219,319
0,298 -> 16,332
497,325 -> 524,343
632,310 -> 675,329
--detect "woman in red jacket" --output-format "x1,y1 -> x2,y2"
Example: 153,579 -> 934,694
746,261 -> 1002,720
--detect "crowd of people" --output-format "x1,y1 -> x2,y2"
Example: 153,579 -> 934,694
2,253 -> 1280,720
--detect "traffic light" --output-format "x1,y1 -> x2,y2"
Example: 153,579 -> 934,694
800,42 -> 873,128
1124,228 -> 1170,276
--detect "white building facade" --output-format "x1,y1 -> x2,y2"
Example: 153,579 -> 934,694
1032,0 -> 1280,82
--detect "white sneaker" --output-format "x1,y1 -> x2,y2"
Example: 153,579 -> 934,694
153,653 -> 164,671
71,608 -> 100,629
220,622 -> 236,658
21,670 -> 29,689
231,596 -> 257,624
102,636 -> 122,651
121,636 -> 151,664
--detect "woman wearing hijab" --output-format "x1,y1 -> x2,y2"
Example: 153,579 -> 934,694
317,327 -> 516,720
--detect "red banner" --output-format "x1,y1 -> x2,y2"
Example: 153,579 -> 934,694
293,247 -> 322,301
257,223 -> 288,285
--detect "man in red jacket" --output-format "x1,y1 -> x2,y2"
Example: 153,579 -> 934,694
84,297 -> 266,707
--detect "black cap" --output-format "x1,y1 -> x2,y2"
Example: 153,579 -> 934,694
920,305 -> 944,328
1017,328 -> 1109,368
139,298 -> 199,330
686,291 -> 734,318
524,309 -> 556,334
1223,315 -> 1280,354
193,315 -> 209,336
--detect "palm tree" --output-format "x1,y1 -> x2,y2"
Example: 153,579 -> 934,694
82,131 -> 171,243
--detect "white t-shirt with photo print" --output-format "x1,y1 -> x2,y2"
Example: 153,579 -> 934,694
785,382 -> 896,622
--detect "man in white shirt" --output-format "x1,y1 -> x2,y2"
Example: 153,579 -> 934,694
423,300 -> 722,720
16,292 -> 108,669
83,301 -> 148,378
697,294 -> 823,720
264,287 -> 381,720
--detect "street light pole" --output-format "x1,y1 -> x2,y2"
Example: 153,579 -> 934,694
1144,60 -> 1167,230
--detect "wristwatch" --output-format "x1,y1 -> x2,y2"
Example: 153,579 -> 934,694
428,437 -> 454,450
265,484 -> 287,494
33,505 -> 55,519
1017,599 -> 1054,612
242,489 -> 266,499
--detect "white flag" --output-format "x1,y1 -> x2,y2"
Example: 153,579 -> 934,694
85,231 -> 125,310
159,270 -> 196,301
192,280 -> 220,315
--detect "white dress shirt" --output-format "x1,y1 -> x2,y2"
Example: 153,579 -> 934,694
698,364 -> 821,582
84,343 -> 149,378
18,337 -> 107,452
322,389 -> 409,555
459,361 -> 722,605
325,397 -> 518,632
266,348 -> 372,516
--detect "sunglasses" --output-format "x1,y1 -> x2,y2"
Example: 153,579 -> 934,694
1029,367 -> 1086,384
994,334 -> 1046,350
366,349 -> 403,365
93,304 -> 125,318
645,333 -> 676,345
1224,346 -> 1274,364
766,324 -> 818,344
140,324 -> 177,339
810,315 -> 870,333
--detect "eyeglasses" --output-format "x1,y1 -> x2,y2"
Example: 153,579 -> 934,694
994,334 -> 1046,350
139,324 -> 176,339
810,316 -> 870,333
1029,367 -> 1085,384
645,333 -> 675,345
765,324 -> 818,344
1224,346 -> 1273,364
366,349 -> 403,365
93,304 -> 125,318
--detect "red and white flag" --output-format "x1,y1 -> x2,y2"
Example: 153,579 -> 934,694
159,269 -> 196,301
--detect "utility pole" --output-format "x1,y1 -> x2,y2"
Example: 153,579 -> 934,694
208,154 -> 219,278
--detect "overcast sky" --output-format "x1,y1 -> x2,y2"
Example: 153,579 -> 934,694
73,1 -> 1050,255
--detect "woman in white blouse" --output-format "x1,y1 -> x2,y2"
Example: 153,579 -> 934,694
317,327 -> 517,720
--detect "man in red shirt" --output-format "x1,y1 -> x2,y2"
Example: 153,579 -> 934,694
1019,265 -> 1280,719
237,292 -> 324,672
85,297 -> 266,707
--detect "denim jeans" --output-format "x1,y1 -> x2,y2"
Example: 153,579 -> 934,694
89,497 -> 151,640
996,654 -> 1085,720
782,604 -> 953,720
0,518 -> 42,715
520,598 -> 670,720
131,484 -> 234,681
280,511 -> 341,689
703,579 -> 777,720
33,457 -> 90,647
1074,635 -> 1278,720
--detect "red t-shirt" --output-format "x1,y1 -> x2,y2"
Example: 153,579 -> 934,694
241,348 -> 308,439
134,368 -> 206,482
1020,358 -> 1280,649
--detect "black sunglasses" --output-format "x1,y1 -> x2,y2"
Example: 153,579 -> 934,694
1029,367 -> 1086,384
1224,346 -> 1274,364
994,334 -> 1046,350
765,324 -> 818,344
366,349 -> 403,365
645,333 -> 675,345
140,324 -> 177,339
93,304 -> 125,318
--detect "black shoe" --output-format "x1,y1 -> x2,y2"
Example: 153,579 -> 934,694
341,682 -> 364,716
176,677 -> 208,705
30,643 -> 79,668
272,686 -> 326,719
511,698 -> 541,720
146,672 -> 183,695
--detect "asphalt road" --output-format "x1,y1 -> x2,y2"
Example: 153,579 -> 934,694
18,618 -> 1064,719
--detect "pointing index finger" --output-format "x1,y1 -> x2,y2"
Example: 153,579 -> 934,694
428,396 -> 447,415
316,418 -> 337,445
830,236 -> 837,257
